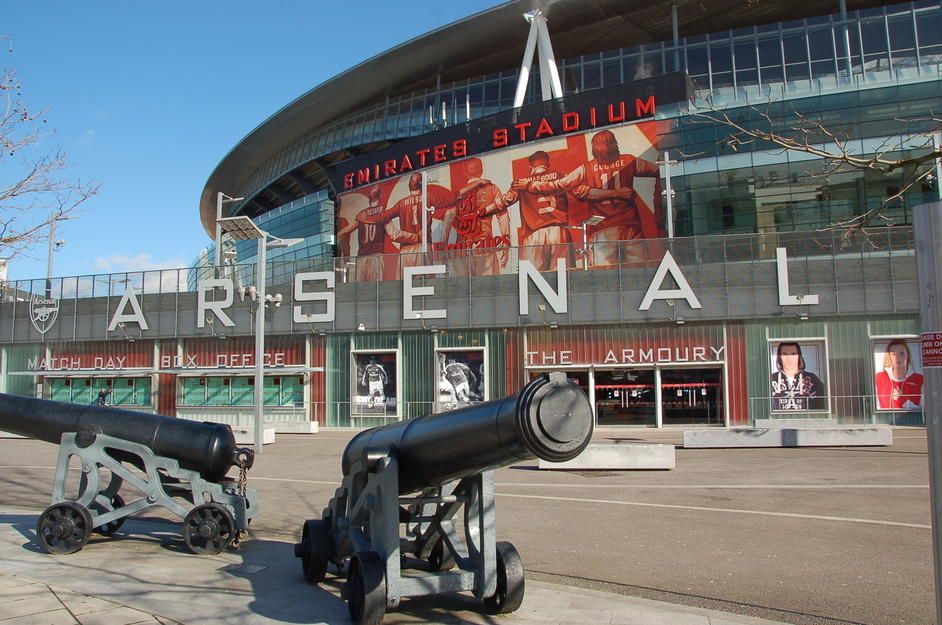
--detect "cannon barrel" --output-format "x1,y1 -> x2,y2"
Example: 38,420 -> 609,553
342,372 -> 592,494
0,393 -> 242,482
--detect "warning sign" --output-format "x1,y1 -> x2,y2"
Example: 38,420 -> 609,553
921,332 -> 942,368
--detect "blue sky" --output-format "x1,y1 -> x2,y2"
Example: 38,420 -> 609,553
3,1 -> 503,281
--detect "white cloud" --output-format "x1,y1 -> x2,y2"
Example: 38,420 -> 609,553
90,254 -> 190,295
79,129 -> 95,145
93,253 -> 186,273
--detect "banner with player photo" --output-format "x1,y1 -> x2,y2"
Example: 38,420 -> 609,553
768,339 -> 829,413
335,120 -> 664,280
352,351 -> 398,417
872,337 -> 924,411
436,349 -> 485,412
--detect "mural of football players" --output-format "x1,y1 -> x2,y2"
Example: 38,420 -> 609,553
449,158 -> 511,276
480,150 -> 572,272
337,185 -> 388,282
386,173 -> 458,278
514,129 -> 663,267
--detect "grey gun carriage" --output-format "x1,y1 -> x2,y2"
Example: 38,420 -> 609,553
0,393 -> 258,555
294,371 -> 593,625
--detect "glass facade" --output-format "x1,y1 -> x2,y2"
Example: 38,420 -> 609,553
192,0 -> 942,296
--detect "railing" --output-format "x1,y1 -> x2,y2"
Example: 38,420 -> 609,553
0,226 -> 917,301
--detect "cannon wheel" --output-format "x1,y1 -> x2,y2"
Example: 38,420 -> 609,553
36,502 -> 93,555
297,519 -> 332,583
182,503 -> 235,555
93,493 -> 126,536
484,541 -> 525,614
345,551 -> 386,625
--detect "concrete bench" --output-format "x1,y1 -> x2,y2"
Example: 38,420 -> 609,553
539,443 -> 675,470
683,426 -> 892,448
232,427 -> 277,446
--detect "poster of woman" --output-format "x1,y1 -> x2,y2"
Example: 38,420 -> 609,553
768,339 -> 829,412
872,337 -> 923,411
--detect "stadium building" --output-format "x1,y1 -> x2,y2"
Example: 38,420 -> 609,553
1,0 -> 937,430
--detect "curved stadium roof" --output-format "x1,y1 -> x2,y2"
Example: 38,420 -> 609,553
199,0 -> 888,236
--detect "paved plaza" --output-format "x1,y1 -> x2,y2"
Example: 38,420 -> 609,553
0,427 -> 932,625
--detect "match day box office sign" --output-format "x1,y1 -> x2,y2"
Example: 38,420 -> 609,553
168,336 -> 305,371
28,341 -> 154,373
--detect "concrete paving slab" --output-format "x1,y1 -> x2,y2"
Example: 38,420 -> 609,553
1,610 -> 78,625
0,506 -> 791,625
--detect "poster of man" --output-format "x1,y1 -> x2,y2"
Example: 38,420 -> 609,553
335,119 -> 664,278
437,350 -> 485,411
352,352 -> 398,416
768,339 -> 828,412
872,337 -> 924,411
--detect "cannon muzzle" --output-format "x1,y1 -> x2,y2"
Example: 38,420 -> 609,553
342,371 -> 592,493
0,393 -> 246,482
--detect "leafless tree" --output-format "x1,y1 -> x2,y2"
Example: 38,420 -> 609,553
0,67 -> 99,262
687,93 -> 941,247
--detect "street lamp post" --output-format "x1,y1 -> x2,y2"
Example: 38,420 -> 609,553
214,193 -> 244,269
45,211 -> 72,298
217,215 -> 302,454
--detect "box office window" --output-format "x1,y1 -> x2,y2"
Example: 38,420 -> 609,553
178,376 -> 304,407
49,377 -> 151,406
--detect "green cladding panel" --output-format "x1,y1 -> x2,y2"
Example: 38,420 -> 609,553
326,334 -> 352,427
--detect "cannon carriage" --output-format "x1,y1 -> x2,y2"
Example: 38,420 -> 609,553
0,393 -> 258,555
294,372 -> 593,625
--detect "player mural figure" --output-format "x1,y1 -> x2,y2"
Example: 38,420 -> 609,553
387,173 -> 458,278
337,185 -> 388,282
480,150 -> 571,272
514,129 -> 663,267
442,357 -> 479,403
875,338 -> 924,410
449,158 -> 512,276
361,357 -> 389,410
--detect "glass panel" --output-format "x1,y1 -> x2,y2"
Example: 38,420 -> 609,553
710,42 -> 732,73
808,28 -> 834,60
583,61 -> 601,90
758,36 -> 782,67
231,377 -> 254,406
861,18 -> 889,54
734,41 -> 758,69
661,368 -> 725,425
782,34 -> 807,65
595,369 -> 655,426
888,15 -> 916,51
134,378 -> 151,405
686,44 -> 708,77
603,58 -> 621,86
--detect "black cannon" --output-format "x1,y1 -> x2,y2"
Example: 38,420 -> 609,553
295,371 -> 593,625
0,393 -> 258,555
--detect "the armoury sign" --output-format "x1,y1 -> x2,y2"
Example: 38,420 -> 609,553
100,247 -> 818,332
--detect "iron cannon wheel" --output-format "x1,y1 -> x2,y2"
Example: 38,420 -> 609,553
36,502 -> 93,555
93,493 -> 126,536
344,551 -> 386,625
297,519 -> 332,583
182,503 -> 235,555
484,541 -> 525,614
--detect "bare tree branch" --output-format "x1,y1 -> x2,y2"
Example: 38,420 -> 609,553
0,68 -> 100,262
689,94 -> 942,212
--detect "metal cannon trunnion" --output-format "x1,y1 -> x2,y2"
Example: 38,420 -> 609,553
0,393 -> 258,555
295,371 -> 593,625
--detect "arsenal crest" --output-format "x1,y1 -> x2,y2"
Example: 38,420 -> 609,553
30,295 -> 59,335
